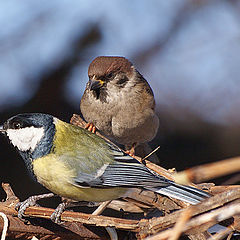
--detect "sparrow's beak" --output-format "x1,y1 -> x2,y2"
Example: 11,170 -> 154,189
89,76 -> 104,90
0,125 -> 6,134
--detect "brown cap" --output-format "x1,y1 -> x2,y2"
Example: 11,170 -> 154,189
88,56 -> 133,77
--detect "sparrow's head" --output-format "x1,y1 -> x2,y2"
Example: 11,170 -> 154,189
0,113 -> 55,157
87,56 -> 140,98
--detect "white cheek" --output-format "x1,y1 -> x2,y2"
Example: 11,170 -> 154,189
7,127 -> 44,152
106,71 -> 137,103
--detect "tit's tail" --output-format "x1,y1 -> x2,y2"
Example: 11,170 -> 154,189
147,183 -> 210,205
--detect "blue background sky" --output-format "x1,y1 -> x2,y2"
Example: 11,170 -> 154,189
1,0 -> 240,127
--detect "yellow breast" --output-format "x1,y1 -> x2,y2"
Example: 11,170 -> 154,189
32,155 -> 128,202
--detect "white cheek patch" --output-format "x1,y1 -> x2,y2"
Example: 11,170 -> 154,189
7,127 -> 44,152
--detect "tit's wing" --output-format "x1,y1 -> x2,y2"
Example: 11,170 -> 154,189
74,157 -> 170,188
73,142 -> 210,204
73,142 -> 169,188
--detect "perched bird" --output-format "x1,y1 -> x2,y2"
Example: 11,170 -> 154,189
80,56 -> 159,155
0,113 -> 209,222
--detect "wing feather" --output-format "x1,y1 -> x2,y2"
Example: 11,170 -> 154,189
74,144 -> 170,188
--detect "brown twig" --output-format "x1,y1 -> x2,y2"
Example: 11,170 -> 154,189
175,157 -> 240,184
1,178 -> 240,239
4,204 -> 139,230
168,208 -> 192,240
138,188 -> 240,238
145,200 -> 240,240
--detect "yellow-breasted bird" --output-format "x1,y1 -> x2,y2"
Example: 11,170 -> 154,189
0,113 -> 210,222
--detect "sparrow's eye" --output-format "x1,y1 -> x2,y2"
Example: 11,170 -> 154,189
105,72 -> 113,79
12,121 -> 22,129
116,76 -> 128,85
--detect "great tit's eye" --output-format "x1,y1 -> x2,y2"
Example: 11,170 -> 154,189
12,121 -> 22,129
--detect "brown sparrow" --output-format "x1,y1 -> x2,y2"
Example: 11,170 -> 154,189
80,56 -> 159,155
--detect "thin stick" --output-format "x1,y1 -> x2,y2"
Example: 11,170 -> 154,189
92,200 -> 112,216
0,212 -> 8,240
92,200 -> 117,240
175,157 -> 240,184
142,146 -> 161,161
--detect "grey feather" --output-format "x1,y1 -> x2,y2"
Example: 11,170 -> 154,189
73,142 -> 210,204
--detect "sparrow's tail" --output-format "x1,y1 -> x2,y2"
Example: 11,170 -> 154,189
147,183 -> 210,205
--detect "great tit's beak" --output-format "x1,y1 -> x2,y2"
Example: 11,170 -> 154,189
89,76 -> 104,90
0,125 -> 5,134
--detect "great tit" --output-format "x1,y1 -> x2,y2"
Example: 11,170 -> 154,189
0,113 -> 210,220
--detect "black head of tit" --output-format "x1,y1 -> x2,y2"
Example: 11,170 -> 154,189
0,113 -> 210,221
0,113 -> 55,177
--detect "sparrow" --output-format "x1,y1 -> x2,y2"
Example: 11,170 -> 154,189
80,56 -> 159,155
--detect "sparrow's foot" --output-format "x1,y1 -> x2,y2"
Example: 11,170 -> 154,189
125,150 -> 134,157
70,114 -> 85,128
125,143 -> 137,157
85,122 -> 96,133
15,193 -> 55,221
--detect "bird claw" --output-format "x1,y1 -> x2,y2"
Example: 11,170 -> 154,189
50,202 -> 67,224
125,149 -> 137,158
16,198 -> 65,224
125,143 -> 137,157
15,193 -> 55,222
50,201 -> 100,224
85,122 -> 96,133
15,196 -> 39,222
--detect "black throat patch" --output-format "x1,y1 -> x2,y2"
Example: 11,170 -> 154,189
92,87 -> 108,103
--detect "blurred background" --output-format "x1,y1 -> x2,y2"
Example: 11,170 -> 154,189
0,0 -> 240,200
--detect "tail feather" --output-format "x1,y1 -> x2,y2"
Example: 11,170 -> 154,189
148,183 -> 210,205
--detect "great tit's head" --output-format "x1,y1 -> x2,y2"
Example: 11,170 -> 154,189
0,113 -> 55,157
